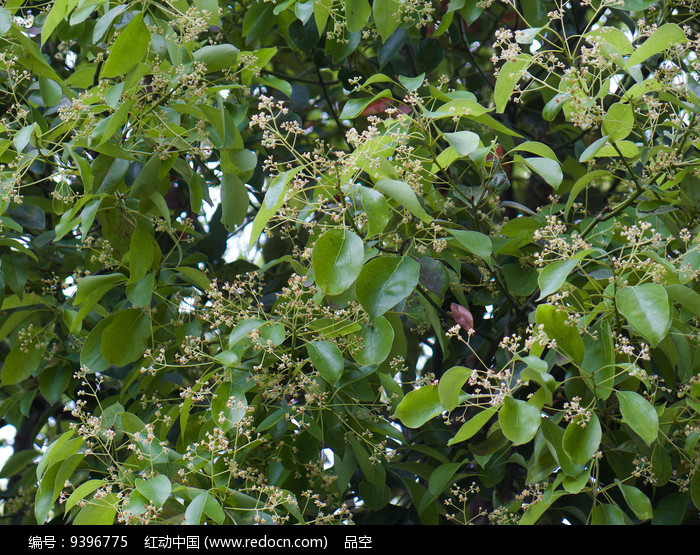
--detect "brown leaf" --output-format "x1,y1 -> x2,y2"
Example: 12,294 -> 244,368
451,303 -> 474,332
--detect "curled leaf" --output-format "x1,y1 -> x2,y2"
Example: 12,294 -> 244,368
451,303 -> 473,332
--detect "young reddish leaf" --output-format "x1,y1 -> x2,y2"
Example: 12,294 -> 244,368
450,303 -> 473,332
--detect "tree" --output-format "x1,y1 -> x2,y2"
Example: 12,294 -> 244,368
0,0 -> 699,525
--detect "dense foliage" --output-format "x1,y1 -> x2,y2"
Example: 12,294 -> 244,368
1,0 -> 700,525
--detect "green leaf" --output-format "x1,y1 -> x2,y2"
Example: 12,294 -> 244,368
129,221 -> 153,283
339,90 -> 392,120
373,0 -> 400,41
221,149 -> 257,180
13,123 -> 36,152
652,492 -> 689,525
447,408 -> 497,445
213,350 -> 239,368
423,98 -> 490,119
308,318 -> 361,338
307,341 -> 344,384
447,229 -> 493,263
0,8 -> 12,36
438,366 -> 471,412
616,390 -> 659,446
260,323 -> 286,347
41,0 -> 80,45
418,257 -> 449,297
537,258 -> 578,300
248,167 -> 303,250
93,5 -> 127,42
36,453 -> 84,523
354,316 -> 394,365
64,479 -> 105,514
579,135 -> 610,162
519,483 -> 567,525
203,494 -> 226,524
564,170 -> 609,218
228,319 -> 265,348
586,26 -> 633,55
666,284 -> 700,317
591,503 -> 625,525
100,309 -> 150,367
580,319 -> 615,400
563,467 -> 591,494
494,56 -> 531,113
36,431 -> 80,480
498,396 -> 541,445
39,77 -> 63,107
625,23 -> 686,69
358,185 -> 390,237
348,436 -> 377,484
428,462 -> 462,495
80,316 -> 113,373
118,411 -> 146,435
394,385 -> 443,428
36,455 -> 82,522
313,0 -> 333,30
622,0 -> 656,10
521,157 -> 563,189
185,492 -> 224,525
602,103 -> 634,141
615,480 -> 652,520
562,413 -> 601,465
444,131 -> 480,157
70,1 -> 106,25
135,475 -> 171,508
74,493 -> 118,525
126,271 -> 156,308
542,92 -> 569,121
101,13 -> 149,78
346,0 -> 371,32
691,470 -> 700,510
616,283 -> 671,347
373,179 -> 432,224
130,154 -> 161,201
510,141 -> 558,161
292,0 -> 314,22
124,490 -> 147,517
535,304 -> 585,364
2,340 -> 44,385
175,266 -> 211,291
2,253 -> 28,294
212,381 -> 248,431
540,419 -> 585,478
398,73 -> 425,92
356,256 -> 420,319
73,273 -> 126,306
193,44 -> 239,73
242,1 -> 275,43
312,229 -> 364,296
0,449 -> 39,479
221,172 -> 248,231
596,141 -> 639,159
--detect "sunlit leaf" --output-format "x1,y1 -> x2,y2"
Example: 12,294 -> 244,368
562,413 -> 601,465
438,366 -> 471,412
499,397 -> 540,445
494,56 -> 531,113
356,256 -> 420,319
625,23 -> 686,68
313,229 -> 364,296
394,385 -> 443,428
101,13 -> 149,78
307,341 -> 344,384
616,390 -> 659,446
616,283 -> 671,347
